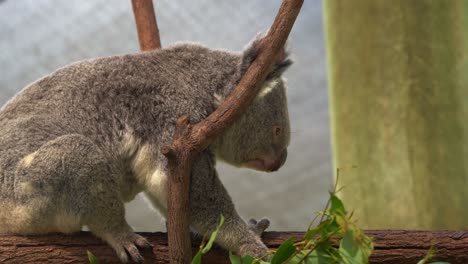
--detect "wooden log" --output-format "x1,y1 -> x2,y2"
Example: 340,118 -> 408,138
0,230 -> 467,263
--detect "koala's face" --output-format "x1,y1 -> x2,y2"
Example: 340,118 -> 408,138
215,77 -> 290,172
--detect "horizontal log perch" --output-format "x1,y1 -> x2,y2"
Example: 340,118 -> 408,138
0,230 -> 467,263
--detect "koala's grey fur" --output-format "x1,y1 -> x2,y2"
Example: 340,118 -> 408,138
0,35 -> 291,263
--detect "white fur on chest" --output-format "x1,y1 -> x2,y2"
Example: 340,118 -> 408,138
144,167 -> 168,215
122,135 -> 168,213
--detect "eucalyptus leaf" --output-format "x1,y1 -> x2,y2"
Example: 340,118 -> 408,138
191,251 -> 203,264
271,237 -> 296,264
202,214 -> 225,254
191,214 -> 225,264
229,251 -> 242,264
321,219 -> 340,238
242,255 -> 255,264
304,226 -> 321,241
87,250 -> 100,264
416,244 -> 442,264
290,248 -> 337,264
339,230 -> 371,264
329,192 -> 346,215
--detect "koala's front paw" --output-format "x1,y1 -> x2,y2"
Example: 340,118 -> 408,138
108,233 -> 153,263
238,218 -> 271,259
248,218 -> 270,236
238,236 -> 269,259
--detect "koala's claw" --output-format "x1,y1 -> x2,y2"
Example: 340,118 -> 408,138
113,233 -> 153,263
248,218 -> 270,236
124,242 -> 144,263
133,234 -> 153,250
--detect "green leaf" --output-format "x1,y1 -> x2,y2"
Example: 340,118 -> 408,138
202,214 -> 225,254
417,244 -> 441,264
329,192 -> 346,215
334,214 -> 349,232
229,251 -> 242,264
326,246 -> 341,261
289,248 -> 337,264
271,237 -> 297,264
87,250 -> 100,264
288,185 -> 374,264
307,218 -> 339,241
322,219 -> 340,238
191,251 -> 203,264
230,186 -> 375,264
305,220 -> 332,241
242,255 -> 255,264
304,227 -> 320,241
340,230 -> 360,263
191,214 -> 225,264
339,230 -> 370,264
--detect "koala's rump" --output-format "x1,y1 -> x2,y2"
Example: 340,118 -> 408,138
0,117 -> 83,234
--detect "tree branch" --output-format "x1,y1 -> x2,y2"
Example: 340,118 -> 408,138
131,0 -> 161,51
164,0 -> 304,263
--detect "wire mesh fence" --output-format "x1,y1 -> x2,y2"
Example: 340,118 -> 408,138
0,0 -> 330,231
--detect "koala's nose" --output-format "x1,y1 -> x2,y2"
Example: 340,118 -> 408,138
268,149 -> 288,172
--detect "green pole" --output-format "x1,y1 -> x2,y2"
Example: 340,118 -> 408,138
324,0 -> 468,229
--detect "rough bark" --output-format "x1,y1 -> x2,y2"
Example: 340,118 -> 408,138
1,231 -> 467,263
162,116 -> 194,264
131,0 -> 161,51
162,0 -> 304,263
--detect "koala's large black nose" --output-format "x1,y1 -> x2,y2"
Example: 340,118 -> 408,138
269,149 -> 287,172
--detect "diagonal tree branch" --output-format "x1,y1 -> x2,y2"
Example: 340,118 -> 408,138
163,0 -> 304,263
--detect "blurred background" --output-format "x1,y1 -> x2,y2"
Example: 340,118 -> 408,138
0,0 -> 331,231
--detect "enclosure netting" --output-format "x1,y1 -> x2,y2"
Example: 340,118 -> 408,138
0,0 -> 328,231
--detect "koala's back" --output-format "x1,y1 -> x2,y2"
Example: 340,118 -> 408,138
0,44 -> 241,200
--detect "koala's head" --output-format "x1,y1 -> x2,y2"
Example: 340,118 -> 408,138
213,34 -> 292,172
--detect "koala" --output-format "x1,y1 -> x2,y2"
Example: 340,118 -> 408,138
0,34 -> 291,263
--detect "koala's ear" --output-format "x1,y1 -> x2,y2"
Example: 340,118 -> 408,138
266,49 -> 293,80
240,32 -> 293,79
239,32 -> 265,74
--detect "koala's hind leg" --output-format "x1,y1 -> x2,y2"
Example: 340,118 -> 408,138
188,153 -> 270,259
14,134 -> 151,263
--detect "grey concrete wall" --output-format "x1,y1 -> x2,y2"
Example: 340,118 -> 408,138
0,0 -> 331,231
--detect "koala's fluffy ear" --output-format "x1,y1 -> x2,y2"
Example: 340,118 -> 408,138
238,33 -> 263,76
240,32 -> 293,80
266,47 -> 293,80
